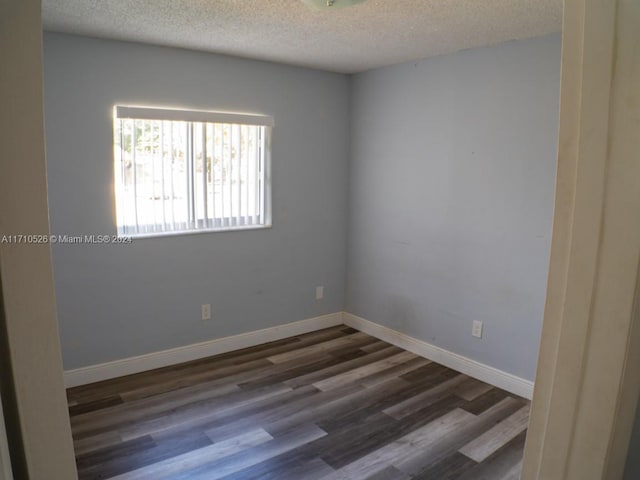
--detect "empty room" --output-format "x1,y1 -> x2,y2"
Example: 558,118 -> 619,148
1,1 -> 639,480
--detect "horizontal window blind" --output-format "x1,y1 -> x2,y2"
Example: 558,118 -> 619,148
113,106 -> 272,237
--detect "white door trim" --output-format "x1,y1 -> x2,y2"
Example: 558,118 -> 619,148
522,1 -> 640,478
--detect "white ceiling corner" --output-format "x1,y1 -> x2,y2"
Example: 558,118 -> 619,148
42,0 -> 562,74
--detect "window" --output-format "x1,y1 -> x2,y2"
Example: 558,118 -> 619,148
113,106 -> 272,237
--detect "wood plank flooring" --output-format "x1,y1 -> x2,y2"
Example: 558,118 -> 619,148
67,326 -> 530,479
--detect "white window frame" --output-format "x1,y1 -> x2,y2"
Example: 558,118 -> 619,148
113,106 -> 273,238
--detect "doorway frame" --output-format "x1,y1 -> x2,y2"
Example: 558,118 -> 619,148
522,1 -> 640,478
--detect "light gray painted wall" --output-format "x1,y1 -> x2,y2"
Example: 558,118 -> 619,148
43,33 -> 350,370
346,34 -> 561,381
44,32 -> 561,381
625,399 -> 640,480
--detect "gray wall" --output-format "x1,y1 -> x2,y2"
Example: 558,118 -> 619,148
346,34 -> 561,381
44,32 -> 562,381
43,33 -> 350,370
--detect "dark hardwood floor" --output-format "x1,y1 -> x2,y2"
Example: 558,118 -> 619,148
67,326 -> 530,479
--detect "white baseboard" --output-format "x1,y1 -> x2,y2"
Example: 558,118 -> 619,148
64,312 -> 343,388
65,311 -> 534,399
342,313 -> 534,399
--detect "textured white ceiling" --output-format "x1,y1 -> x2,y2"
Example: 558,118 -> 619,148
42,0 -> 563,74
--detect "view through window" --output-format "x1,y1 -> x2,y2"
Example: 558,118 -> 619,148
113,106 -> 272,237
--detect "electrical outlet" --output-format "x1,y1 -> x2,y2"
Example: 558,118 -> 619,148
315,286 -> 324,301
201,304 -> 211,321
472,320 -> 483,338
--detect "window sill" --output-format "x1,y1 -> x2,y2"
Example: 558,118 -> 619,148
122,223 -> 272,240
